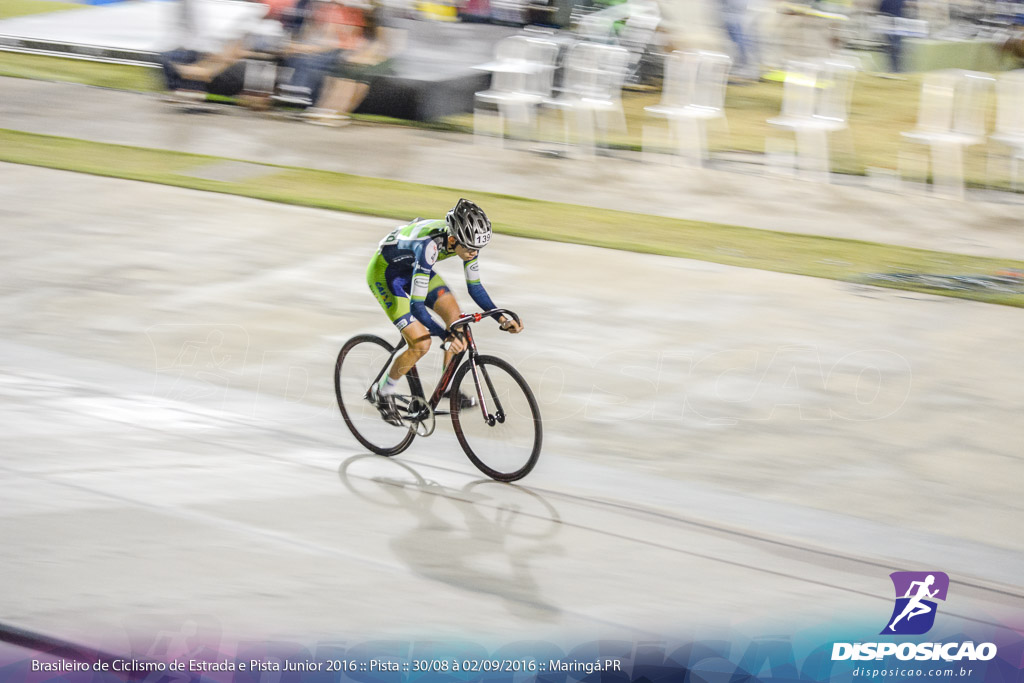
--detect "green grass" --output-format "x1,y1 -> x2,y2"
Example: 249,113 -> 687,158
0,52 -> 159,91
0,0 -> 84,19
2,127 -> 1023,308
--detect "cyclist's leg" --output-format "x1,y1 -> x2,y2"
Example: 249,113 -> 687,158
429,288 -> 460,326
390,321 -> 431,383
425,277 -> 459,370
367,257 -> 432,390
426,284 -> 475,407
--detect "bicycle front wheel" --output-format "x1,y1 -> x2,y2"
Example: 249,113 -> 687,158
335,334 -> 421,457
450,355 -> 542,482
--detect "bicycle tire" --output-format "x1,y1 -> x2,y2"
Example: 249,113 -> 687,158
334,334 -> 422,457
450,355 -> 542,482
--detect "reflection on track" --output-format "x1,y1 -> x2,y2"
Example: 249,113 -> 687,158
339,456 -> 564,619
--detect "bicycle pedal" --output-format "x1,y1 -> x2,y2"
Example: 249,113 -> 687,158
403,396 -> 435,437
404,402 -> 433,423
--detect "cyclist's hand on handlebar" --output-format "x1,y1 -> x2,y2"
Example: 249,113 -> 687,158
443,330 -> 467,353
499,316 -> 523,334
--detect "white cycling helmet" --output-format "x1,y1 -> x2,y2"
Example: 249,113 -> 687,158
446,198 -> 491,250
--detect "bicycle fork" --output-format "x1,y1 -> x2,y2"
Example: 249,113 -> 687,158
461,328 -> 505,427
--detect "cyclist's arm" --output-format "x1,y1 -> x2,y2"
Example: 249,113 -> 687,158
409,244 -> 447,339
463,256 -> 497,312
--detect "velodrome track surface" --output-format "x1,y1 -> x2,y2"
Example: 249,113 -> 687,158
1,163 -> 1022,650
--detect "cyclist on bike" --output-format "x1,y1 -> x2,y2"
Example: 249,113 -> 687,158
366,198 -> 523,425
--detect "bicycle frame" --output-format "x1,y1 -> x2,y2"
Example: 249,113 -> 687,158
371,308 -> 518,423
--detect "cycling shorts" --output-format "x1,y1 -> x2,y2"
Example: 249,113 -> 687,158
365,255 -> 450,332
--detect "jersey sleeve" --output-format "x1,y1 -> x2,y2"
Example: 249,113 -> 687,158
409,239 -> 447,338
463,256 -> 497,312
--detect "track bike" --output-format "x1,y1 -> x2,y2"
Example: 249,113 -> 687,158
334,308 -> 542,482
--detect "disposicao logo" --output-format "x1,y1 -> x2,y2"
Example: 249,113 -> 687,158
881,571 -> 949,635
831,571 -> 998,662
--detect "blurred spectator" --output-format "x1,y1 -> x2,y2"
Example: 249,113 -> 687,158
159,0 -> 272,101
879,0 -> 906,72
160,46 -> 247,100
302,2 -> 402,125
275,0 -> 366,107
719,0 -> 754,78
279,0 -> 314,39
262,0 -> 301,22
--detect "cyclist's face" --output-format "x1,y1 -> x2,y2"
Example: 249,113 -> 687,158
455,244 -> 479,261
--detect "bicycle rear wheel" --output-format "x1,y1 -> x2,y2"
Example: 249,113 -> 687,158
450,355 -> 542,482
335,334 -> 422,457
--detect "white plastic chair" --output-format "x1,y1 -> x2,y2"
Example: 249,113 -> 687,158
766,57 -> 859,182
643,50 -> 732,166
987,69 -> 1024,191
523,37 -> 560,111
508,36 -> 560,144
900,69 -> 994,199
544,42 -> 630,157
474,36 -> 551,147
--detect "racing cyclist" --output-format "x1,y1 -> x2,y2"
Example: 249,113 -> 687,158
366,198 -> 523,425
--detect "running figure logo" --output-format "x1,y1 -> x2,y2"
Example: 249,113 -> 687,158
881,571 -> 950,635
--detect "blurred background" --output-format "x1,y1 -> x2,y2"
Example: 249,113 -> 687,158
7,0 -> 1024,187
1,0 -> 1024,671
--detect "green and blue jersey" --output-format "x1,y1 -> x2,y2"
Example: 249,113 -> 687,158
366,219 -> 496,338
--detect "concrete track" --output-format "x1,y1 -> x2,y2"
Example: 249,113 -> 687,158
1,163 -> 1022,651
